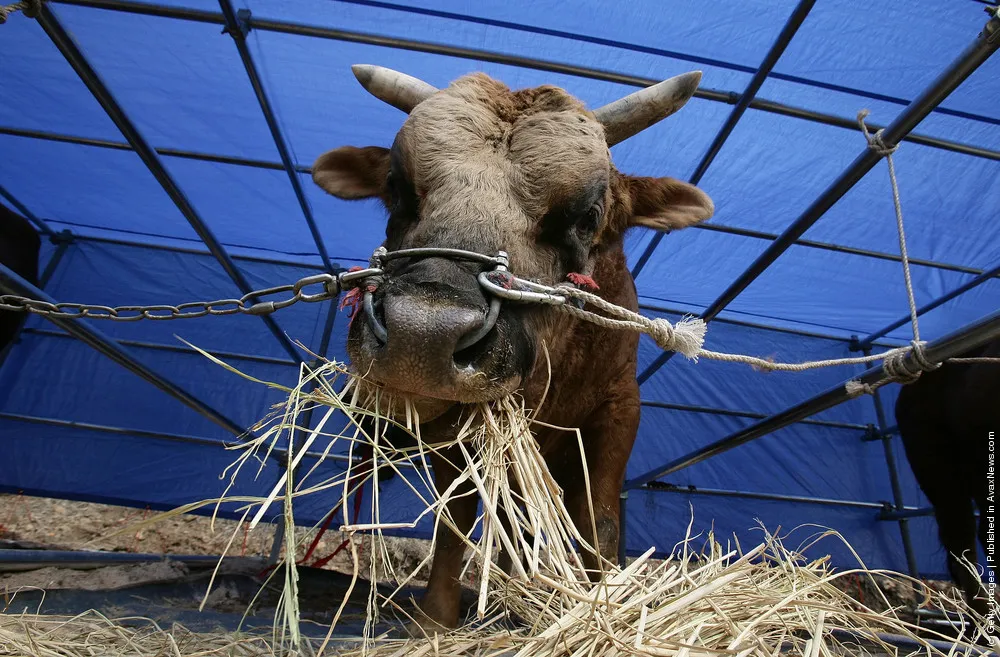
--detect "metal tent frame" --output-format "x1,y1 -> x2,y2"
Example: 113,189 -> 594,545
0,0 -> 998,580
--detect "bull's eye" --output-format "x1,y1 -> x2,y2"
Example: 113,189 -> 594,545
578,202 -> 603,235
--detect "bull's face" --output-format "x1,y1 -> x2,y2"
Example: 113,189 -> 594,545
313,67 -> 713,421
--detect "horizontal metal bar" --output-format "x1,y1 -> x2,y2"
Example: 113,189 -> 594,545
0,411 -> 373,473
7,126 -> 990,280
46,0 -> 1000,163
0,411 -> 246,452
639,301 -> 901,346
877,506 -> 935,520
641,399 -> 868,431
637,11 -> 1000,385
0,183 -> 53,236
858,261 -> 1000,349
639,481 -> 904,511
0,263 -> 248,438
694,222 -> 992,277
0,548 -> 227,570
630,0 -> 816,278
37,4 -> 303,364
76,232 -> 330,270
0,125 -> 306,172
625,308 -> 1000,490
329,0 -> 1000,128
22,327 -> 300,367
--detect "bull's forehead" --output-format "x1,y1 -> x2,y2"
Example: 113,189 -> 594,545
397,75 -> 610,220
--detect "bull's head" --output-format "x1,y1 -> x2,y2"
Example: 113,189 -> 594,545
314,66 -> 713,421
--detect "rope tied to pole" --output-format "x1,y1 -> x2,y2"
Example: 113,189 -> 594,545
846,111 -> 945,397
0,0 -> 40,24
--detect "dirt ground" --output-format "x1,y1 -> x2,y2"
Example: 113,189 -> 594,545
0,493 -> 436,590
1,493 -> 962,613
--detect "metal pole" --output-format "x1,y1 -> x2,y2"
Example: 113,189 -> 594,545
625,308 -> 1000,490
630,0 -> 816,278
617,491 -> 628,566
641,399 -> 868,431
0,411 -> 353,465
637,11 -> 1000,385
9,119 -> 992,278
35,3 -> 304,364
25,327 -> 299,367
0,231 -> 73,371
0,262 -> 248,438
879,507 -> 935,521
77,233 -> 334,271
637,482 -> 918,511
0,126 -> 302,172
268,297 -> 340,564
218,0 -> 334,273
0,184 -> 53,236
857,261 -> 1000,350
862,345 -> 920,578
45,0 -> 1000,162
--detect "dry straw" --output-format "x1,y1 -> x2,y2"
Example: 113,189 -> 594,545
4,346 -> 995,656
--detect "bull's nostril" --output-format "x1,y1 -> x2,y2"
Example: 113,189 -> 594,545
453,297 -> 501,362
363,292 -> 388,344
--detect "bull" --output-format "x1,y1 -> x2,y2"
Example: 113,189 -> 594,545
0,204 -> 41,356
895,339 -> 1000,616
312,65 -> 714,630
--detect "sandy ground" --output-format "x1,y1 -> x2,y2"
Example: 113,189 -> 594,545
0,493 -> 963,613
0,493 -> 436,591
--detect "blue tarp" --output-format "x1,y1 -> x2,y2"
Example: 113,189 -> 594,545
1,0 -> 998,579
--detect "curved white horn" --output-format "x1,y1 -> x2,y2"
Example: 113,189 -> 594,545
351,64 -> 438,114
594,71 -> 702,146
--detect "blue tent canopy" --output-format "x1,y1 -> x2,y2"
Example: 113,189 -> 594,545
1,0 -> 999,579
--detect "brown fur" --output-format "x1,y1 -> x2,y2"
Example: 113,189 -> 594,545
312,72 -> 713,631
894,339 -> 1000,616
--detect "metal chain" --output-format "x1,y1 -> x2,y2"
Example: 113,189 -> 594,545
0,268 -> 380,321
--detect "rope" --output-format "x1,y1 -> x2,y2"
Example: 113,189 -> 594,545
0,0 -> 40,23
554,285 -> 707,359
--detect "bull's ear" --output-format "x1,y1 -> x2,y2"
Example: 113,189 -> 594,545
312,146 -> 390,200
626,175 -> 713,231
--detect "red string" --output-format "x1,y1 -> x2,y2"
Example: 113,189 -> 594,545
567,272 -> 599,291
340,267 -> 379,329
303,444 -> 374,569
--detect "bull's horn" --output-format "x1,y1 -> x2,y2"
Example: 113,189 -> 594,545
351,64 -> 438,114
594,71 -> 702,146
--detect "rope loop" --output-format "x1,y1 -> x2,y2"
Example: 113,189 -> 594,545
857,110 -> 898,156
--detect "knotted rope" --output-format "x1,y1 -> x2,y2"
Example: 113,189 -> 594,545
0,0 -> 40,24
554,285 -> 707,359
844,111 -> 942,398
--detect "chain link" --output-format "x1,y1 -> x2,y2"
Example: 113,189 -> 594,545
0,271 -> 352,321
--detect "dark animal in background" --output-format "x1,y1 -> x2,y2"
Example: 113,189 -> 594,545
895,339 -> 1000,615
0,204 -> 42,354
312,65 -> 714,631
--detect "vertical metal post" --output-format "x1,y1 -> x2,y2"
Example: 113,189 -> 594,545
218,1 -> 335,273
630,0 -> 816,279
0,230 -> 74,371
618,491 -> 629,566
0,184 -> 53,236
268,295 -> 341,564
862,345 -> 921,579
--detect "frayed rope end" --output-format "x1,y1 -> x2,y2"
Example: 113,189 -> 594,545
650,315 -> 706,360
845,380 -> 873,398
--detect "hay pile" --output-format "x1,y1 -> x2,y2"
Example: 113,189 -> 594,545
0,609 -> 272,656
5,351 -> 994,656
